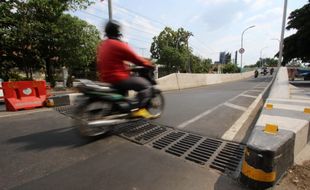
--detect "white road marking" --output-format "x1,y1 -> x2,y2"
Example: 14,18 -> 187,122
221,78 -> 274,141
224,102 -> 247,111
177,91 -> 254,129
177,103 -> 225,129
221,94 -> 262,141
177,79 -> 270,130
248,89 -> 262,92
240,94 -> 256,98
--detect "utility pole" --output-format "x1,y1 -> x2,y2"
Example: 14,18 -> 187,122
186,33 -> 193,73
234,51 -> 238,65
108,0 -> 113,21
278,0 -> 288,68
186,35 -> 191,73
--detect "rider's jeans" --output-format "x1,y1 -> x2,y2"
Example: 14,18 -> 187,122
113,77 -> 152,108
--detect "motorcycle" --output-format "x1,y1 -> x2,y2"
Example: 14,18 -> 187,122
73,67 -> 164,138
270,68 -> 274,75
254,70 -> 259,78
260,67 -> 268,76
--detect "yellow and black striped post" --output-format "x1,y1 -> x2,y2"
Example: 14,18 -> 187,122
240,127 -> 294,189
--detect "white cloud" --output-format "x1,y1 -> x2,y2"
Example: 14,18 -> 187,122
244,7 -> 282,24
189,15 -> 201,23
197,0 -> 239,5
250,0 -> 272,10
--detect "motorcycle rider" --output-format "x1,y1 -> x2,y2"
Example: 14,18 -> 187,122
254,69 -> 259,78
97,20 -> 155,118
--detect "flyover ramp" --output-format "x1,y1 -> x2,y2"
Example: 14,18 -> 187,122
0,76 -> 273,190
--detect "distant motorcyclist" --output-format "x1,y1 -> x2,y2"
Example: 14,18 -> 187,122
270,67 -> 274,75
97,20 -> 155,118
254,69 -> 259,78
262,67 -> 268,76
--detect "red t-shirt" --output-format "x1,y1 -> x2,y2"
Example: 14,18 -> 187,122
97,39 -> 153,84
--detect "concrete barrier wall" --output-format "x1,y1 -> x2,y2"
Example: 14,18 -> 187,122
240,67 -> 310,189
50,71 -> 254,108
156,71 -> 253,91
269,67 -> 290,99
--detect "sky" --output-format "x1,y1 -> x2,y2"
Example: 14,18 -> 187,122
70,0 -> 308,66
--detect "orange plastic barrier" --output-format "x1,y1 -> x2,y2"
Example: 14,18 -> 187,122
2,81 -> 47,111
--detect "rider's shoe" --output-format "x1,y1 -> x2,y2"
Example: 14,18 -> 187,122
131,108 -> 153,119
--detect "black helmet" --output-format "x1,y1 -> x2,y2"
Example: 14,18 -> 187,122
105,20 -> 122,38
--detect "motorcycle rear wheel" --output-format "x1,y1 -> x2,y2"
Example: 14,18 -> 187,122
75,100 -> 113,138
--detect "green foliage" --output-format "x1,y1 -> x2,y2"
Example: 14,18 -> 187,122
282,1 -> 310,64
56,14 -> 100,79
255,58 -> 278,67
191,56 -> 212,73
0,0 -> 98,83
150,27 -> 193,73
222,64 -> 240,73
150,27 -> 192,60
150,27 -> 211,74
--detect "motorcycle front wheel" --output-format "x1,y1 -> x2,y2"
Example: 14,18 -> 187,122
147,90 -> 165,119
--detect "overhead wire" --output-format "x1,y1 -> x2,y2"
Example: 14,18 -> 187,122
80,1 -> 216,59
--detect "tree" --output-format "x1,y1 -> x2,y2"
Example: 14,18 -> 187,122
255,58 -> 278,67
150,27 -> 193,73
191,56 -> 212,73
0,0 -> 98,84
282,1 -> 310,65
57,14 -> 101,80
0,0 -> 22,80
222,64 -> 240,73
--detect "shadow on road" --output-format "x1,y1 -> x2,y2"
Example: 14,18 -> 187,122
6,126 -> 110,151
214,175 -> 249,190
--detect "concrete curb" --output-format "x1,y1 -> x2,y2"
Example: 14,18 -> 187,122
240,67 -> 310,189
47,93 -> 83,107
221,77 -> 274,142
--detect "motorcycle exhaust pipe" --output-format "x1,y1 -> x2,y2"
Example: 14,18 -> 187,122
87,119 -> 131,127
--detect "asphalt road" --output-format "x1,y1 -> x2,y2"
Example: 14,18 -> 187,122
155,76 -> 272,142
0,76 -> 273,190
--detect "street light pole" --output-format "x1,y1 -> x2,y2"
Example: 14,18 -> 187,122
260,46 -> 268,68
278,0 -> 288,68
240,25 -> 255,72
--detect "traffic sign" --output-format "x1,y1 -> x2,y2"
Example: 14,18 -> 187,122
239,48 -> 245,54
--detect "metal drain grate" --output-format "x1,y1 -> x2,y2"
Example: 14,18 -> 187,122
114,120 -> 245,176
153,131 -> 186,150
166,134 -> 203,157
210,142 -> 244,174
149,130 -> 245,175
116,120 -> 171,145
186,138 -> 222,165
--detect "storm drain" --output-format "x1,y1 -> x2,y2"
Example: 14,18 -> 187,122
56,108 -> 246,176
150,130 -> 245,176
210,142 -> 245,175
116,120 -> 172,145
